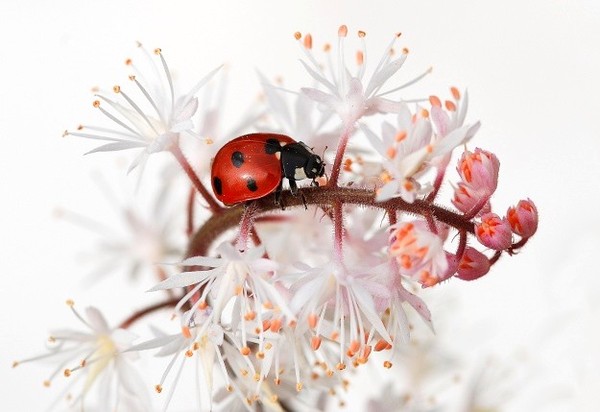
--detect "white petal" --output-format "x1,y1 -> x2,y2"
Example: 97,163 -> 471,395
290,275 -> 325,312
170,119 -> 193,133
127,334 -> 181,352
365,54 -> 408,97
147,268 -> 221,291
183,65 -> 223,103
84,141 -> 147,155
375,180 -> 400,202
301,87 -> 337,106
174,96 -> 199,123
431,121 -> 480,157
85,307 -> 110,333
299,60 -> 337,94
350,284 -> 392,342
366,97 -> 404,115
397,286 -> 434,332
360,124 -> 386,157
181,255 -> 223,268
398,145 -> 431,177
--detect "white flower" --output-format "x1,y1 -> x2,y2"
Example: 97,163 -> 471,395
13,302 -> 150,411
427,89 -> 481,164
288,261 -> 393,370
362,103 -> 434,202
66,44 -> 221,173
298,26 -> 431,126
149,243 -> 293,352
128,307 -> 231,411
57,172 -> 184,283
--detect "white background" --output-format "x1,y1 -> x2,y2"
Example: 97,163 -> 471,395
1,0 -> 599,410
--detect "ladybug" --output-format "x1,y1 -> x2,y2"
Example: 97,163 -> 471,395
210,133 -> 326,206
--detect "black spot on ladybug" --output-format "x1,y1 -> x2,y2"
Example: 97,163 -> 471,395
213,176 -> 223,195
246,178 -> 258,192
231,151 -> 245,168
264,139 -> 281,155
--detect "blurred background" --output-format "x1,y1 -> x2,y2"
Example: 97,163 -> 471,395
1,0 -> 599,410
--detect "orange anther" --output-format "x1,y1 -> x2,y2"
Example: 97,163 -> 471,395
358,30 -> 366,38
450,86 -> 461,100
445,100 -> 457,111
374,339 -> 388,352
262,319 -> 272,331
270,318 -> 283,333
338,25 -> 348,37
395,130 -> 407,142
294,32 -> 302,40
356,50 -> 364,65
181,327 -> 192,339
386,146 -> 397,159
304,34 -> 313,50
311,336 -> 322,351
308,313 -> 318,329
241,346 -> 251,356
429,95 -> 442,107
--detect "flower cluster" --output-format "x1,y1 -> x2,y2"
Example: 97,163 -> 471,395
16,26 -> 538,410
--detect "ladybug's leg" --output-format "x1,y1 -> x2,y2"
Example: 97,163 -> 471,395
288,178 -> 299,196
274,180 -> 285,210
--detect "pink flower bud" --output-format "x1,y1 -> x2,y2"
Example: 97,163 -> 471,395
507,199 -> 538,238
452,182 -> 491,215
456,247 -> 490,281
475,213 -> 512,250
457,148 -> 499,196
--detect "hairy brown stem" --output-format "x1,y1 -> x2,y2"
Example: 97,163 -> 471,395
187,186 -> 475,258
170,145 -> 222,213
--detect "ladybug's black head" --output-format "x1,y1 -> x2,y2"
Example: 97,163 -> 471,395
304,154 -> 325,179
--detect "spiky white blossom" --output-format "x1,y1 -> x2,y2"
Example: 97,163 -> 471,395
288,261 -> 394,370
150,243 -> 294,350
127,307 -> 229,411
13,303 -> 150,411
58,172 -> 184,283
66,44 -> 220,173
298,26 -> 431,126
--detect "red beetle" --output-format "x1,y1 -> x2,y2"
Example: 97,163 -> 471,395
210,133 -> 325,205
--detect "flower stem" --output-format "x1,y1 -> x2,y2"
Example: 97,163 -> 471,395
327,124 -> 354,187
186,186 -> 196,237
187,186 -> 475,258
170,145 -> 222,213
333,200 -> 344,263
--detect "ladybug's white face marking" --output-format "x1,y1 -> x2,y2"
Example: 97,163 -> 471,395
294,167 -> 307,180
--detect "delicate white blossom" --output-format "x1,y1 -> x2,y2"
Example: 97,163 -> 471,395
13,302 -> 150,411
66,44 -> 220,174
298,26 -> 431,126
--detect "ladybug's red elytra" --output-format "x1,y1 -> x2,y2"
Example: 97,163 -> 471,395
210,133 -> 325,206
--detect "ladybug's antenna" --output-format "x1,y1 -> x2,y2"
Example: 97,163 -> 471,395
321,145 -> 328,160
